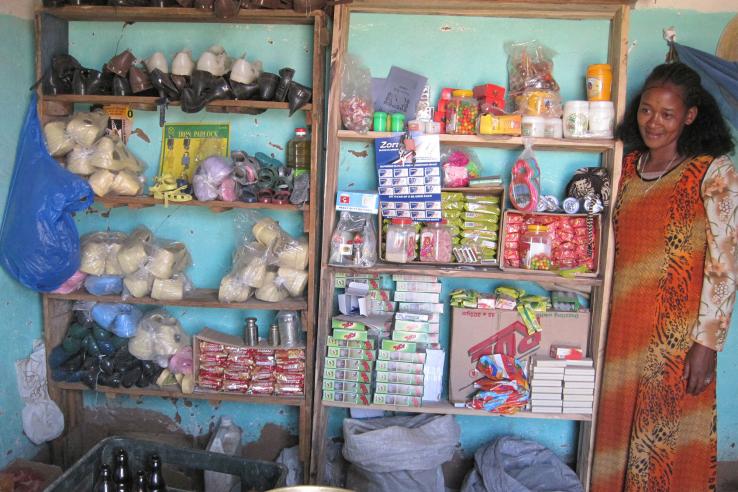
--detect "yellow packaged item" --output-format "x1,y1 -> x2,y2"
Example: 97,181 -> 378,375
478,114 -> 522,136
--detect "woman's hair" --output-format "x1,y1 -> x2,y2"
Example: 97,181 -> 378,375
616,62 -> 735,157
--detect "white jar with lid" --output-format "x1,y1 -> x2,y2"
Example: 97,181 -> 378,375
521,116 -> 546,137
588,101 -> 615,138
543,117 -> 563,138
563,101 -> 589,138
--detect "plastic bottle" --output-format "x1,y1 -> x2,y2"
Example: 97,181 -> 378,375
287,128 -> 311,173
586,63 -> 612,101
519,225 -> 553,270
419,221 -> 453,263
204,416 -> 243,492
385,218 -> 417,263
95,464 -> 114,492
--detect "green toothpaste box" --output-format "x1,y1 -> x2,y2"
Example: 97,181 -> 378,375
332,329 -> 368,341
381,339 -> 417,353
322,380 -> 371,394
324,357 -> 374,372
378,349 -> 427,363
326,337 -> 375,349
326,346 -> 376,360
375,360 -> 426,374
375,382 -> 425,397
375,371 -> 425,385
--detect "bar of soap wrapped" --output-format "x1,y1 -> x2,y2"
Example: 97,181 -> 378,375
277,239 -> 309,270
276,267 -> 308,297
151,277 -> 185,301
66,110 -> 108,147
218,274 -> 252,303
117,228 -> 152,275
80,241 -> 108,276
255,271 -> 289,302
66,146 -> 97,176
88,169 -> 116,196
124,269 -> 154,298
112,170 -> 142,196
43,120 -> 74,157
252,217 -> 283,247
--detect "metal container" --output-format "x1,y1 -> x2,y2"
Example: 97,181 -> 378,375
268,323 -> 280,346
277,312 -> 300,347
244,317 -> 258,346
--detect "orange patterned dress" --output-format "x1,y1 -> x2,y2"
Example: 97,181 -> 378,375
592,151 -> 737,491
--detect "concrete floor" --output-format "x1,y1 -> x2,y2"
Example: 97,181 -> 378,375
718,462 -> 738,491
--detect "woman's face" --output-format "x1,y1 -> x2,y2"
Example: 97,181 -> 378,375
637,83 -> 698,155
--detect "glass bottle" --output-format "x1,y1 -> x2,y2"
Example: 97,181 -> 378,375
113,448 -> 131,492
133,471 -> 148,492
95,464 -> 114,492
287,128 -> 311,173
148,455 -> 167,492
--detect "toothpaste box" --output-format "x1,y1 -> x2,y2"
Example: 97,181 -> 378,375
394,281 -> 443,293
326,347 -> 376,360
376,371 -> 425,385
375,382 -> 425,397
394,291 -> 441,303
393,319 -> 440,333
392,331 -> 440,344
373,393 -> 423,407
394,311 -> 441,323
398,302 -> 445,314
332,319 -> 366,330
323,390 -> 371,405
375,360 -> 426,374
326,337 -> 375,349
378,350 -> 427,364
322,380 -> 371,394
323,368 -> 372,383
367,289 -> 392,302
381,339 -> 417,353
324,357 -> 374,371
332,329 -> 368,341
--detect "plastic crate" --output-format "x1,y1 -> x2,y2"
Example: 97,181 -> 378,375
45,436 -> 287,492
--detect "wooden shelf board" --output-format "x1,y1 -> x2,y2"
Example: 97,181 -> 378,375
45,289 -> 308,311
56,381 -> 305,406
42,94 -> 312,112
322,399 -> 592,421
39,6 -> 318,25
338,130 -> 615,153
327,264 -> 602,287
96,195 -> 308,213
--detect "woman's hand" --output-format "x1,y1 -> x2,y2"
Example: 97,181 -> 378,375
683,342 -> 717,395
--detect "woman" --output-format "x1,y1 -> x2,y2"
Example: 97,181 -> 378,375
592,62 -> 736,491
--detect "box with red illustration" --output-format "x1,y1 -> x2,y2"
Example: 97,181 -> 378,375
449,308 -> 590,403
499,211 -> 601,277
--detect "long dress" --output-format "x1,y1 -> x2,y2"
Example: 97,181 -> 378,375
591,151 -> 737,491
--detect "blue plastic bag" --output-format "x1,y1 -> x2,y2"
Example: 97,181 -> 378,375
0,95 -> 93,291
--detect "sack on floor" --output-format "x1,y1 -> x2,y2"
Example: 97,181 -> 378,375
343,414 -> 460,492
0,95 -> 93,291
461,436 -> 583,492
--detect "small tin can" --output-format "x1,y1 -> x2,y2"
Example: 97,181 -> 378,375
268,323 -> 280,346
244,317 -> 258,346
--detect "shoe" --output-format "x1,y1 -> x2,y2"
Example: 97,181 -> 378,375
171,75 -> 188,92
190,69 -> 212,95
194,0 -> 214,8
214,0 -> 241,18
175,0 -> 194,5
106,50 -> 136,78
181,87 -> 206,113
287,82 -> 312,115
72,68 -> 87,95
85,69 -> 109,95
197,45 -> 229,76
52,54 -> 82,93
144,51 -> 169,74
231,81 -> 259,100
207,76 -> 233,101
258,72 -> 279,101
172,49 -> 195,77
129,65 -> 153,94
112,76 -> 132,96
274,67 -> 295,102
150,68 -> 180,100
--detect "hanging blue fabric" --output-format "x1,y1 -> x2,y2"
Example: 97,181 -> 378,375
674,43 -> 738,129
0,95 -> 93,292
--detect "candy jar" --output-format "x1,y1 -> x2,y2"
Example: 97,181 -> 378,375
419,220 -> 453,263
519,224 -> 552,270
385,218 -> 417,263
445,90 -> 479,135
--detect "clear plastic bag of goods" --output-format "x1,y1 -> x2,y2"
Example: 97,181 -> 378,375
128,309 -> 190,367
145,239 -> 191,280
204,416 -> 243,492
79,232 -> 128,277
329,211 -> 377,267
64,110 -> 109,147
339,54 -> 373,133
193,155 -> 234,201
441,147 -> 481,188
255,271 -> 289,303
90,303 -> 143,338
43,119 -> 75,157
274,267 -> 308,297
150,273 -> 192,301
506,40 -> 562,116
117,227 -> 154,275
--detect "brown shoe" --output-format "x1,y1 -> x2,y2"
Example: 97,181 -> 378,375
194,0 -> 214,8
129,66 -> 153,94
106,50 -> 135,78
214,0 -> 241,17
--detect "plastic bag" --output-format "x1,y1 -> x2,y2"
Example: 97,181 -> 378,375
255,271 -> 289,302
146,239 -> 191,280
441,147 -> 482,188
16,341 -> 64,445
84,275 -> 124,296
508,140 -> 541,212
151,273 -> 192,301
66,145 -> 97,175
460,436 -> 583,492
339,54 -> 373,133
506,40 -> 560,97
91,302 -> 143,338
128,309 -> 190,367
169,346 -> 193,375
343,414 -> 461,492
43,120 -> 74,157
274,267 -> 308,297
329,211 -> 377,267
117,227 -> 153,275
193,155 -> 234,201
79,232 -> 128,277
51,270 -> 87,294
0,96 -> 94,292
205,416 -> 243,492
65,110 -> 108,147
466,354 -> 530,414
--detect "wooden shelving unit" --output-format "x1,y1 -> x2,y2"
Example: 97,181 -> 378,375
35,4 -> 328,475
311,1 -> 630,489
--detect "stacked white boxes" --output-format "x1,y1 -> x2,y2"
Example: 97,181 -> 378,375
529,357 -> 565,413
562,359 -> 595,414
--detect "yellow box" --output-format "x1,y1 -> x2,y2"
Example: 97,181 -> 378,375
478,114 -> 522,136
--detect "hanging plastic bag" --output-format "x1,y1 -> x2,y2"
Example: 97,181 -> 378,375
506,41 -> 562,116
339,54 -> 373,133
16,340 -> 64,444
508,140 -> 540,212
329,211 -> 377,267
192,155 -> 234,201
0,95 -> 93,292
128,309 -> 190,367
441,147 -> 482,188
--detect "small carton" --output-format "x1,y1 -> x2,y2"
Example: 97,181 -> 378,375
332,318 -> 366,330
398,302 -> 444,314
375,371 -> 425,385
393,291 -> 441,303
336,190 -> 379,214
423,349 -> 445,402
323,368 -> 372,383
326,346 -> 376,360
381,339 -> 417,353
323,390 -> 370,405
393,319 -> 439,333
550,345 -> 585,360
378,349 -> 427,364
326,337 -> 375,349
392,331 -> 440,344
375,360 -> 426,374
332,329 -> 368,341
394,311 -> 440,322
394,281 -> 443,293
477,294 -> 496,310
324,357 -> 374,372
322,379 -> 371,394
392,274 -> 438,282
375,382 -> 425,397
373,393 -> 423,407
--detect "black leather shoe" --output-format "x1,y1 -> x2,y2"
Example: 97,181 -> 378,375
181,87 -> 207,113
231,81 -> 260,100
150,68 -> 180,100
112,76 -> 132,96
85,69 -> 109,95
207,76 -> 233,102
274,67 -> 295,102
288,82 -> 312,116
258,72 -> 279,101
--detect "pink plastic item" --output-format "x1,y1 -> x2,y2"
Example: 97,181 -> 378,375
169,346 -> 193,375
219,176 -> 238,201
51,270 -> 87,294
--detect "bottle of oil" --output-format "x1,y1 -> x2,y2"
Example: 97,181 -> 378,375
287,128 -> 310,175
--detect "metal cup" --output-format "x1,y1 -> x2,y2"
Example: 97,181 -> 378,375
268,324 -> 280,347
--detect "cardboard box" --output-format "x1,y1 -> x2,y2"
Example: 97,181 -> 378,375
393,291 -> 440,303
378,350 -> 426,364
376,371 -> 425,385
322,380 -> 371,394
393,319 -> 439,333
375,360 -> 426,374
332,329 -> 368,341
324,357 -> 374,371
398,302 -> 444,314
326,347 -> 376,360
373,393 -> 423,407
449,308 -> 590,403
392,274 -> 438,282
332,318 -> 366,330
323,368 -> 372,383
394,281 -> 442,293
375,382 -> 424,397
392,330 -> 440,344
326,337 -> 375,349
395,312 -> 441,323
381,339 -> 417,352
323,390 -> 370,405
336,190 -> 379,214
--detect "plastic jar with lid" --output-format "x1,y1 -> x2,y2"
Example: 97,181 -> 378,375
521,116 -> 546,137
563,101 -> 589,138
445,90 -> 479,135
419,220 -> 453,263
385,218 -> 417,263
519,224 -> 552,270
588,101 -> 615,138
586,64 -> 612,101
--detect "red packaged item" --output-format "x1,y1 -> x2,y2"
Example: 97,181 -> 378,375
227,354 -> 255,365
558,231 -> 574,243
573,227 -> 588,238
473,83 -> 506,108
199,353 -> 227,364
275,372 -> 305,384
222,380 -> 250,392
505,233 -> 520,243
507,214 -> 524,224
504,248 -> 520,260
275,349 -> 306,360
200,341 -> 224,353
198,364 -> 224,376
251,368 -> 276,381
227,346 -> 255,357
570,217 -> 586,227
249,382 -> 275,394
276,361 -> 306,372
254,348 -> 275,356
224,370 -> 250,381
197,377 -> 222,390
255,358 -> 276,368
275,383 -> 304,395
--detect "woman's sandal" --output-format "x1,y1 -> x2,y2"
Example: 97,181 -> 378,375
161,185 -> 192,207
257,188 -> 274,204
149,174 -> 178,199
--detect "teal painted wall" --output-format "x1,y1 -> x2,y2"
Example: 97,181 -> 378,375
0,5 -> 736,471
0,13 -> 44,469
